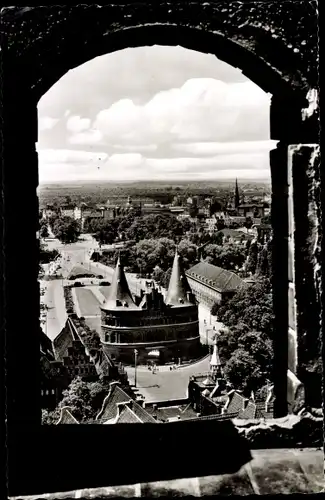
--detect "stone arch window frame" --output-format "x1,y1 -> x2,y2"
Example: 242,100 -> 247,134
2,3 -> 320,496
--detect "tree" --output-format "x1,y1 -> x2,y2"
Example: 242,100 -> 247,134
52,216 -> 81,244
216,217 -> 225,231
212,278 -> 274,394
204,243 -> 246,271
215,277 -> 273,335
256,239 -> 272,278
245,239 -> 260,275
39,224 -> 49,238
244,216 -> 253,231
160,268 -> 172,289
41,377 -> 114,424
177,239 -> 198,268
223,347 -> 272,395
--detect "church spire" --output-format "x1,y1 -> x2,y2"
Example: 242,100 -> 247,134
102,254 -> 137,309
234,178 -> 240,209
165,249 -> 195,306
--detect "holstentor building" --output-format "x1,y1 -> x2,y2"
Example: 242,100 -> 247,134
99,252 -> 201,365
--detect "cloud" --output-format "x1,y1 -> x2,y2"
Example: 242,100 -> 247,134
89,78 -> 270,145
37,46 -> 272,183
38,117 -> 59,131
69,129 -> 103,145
111,144 -> 158,153
38,148 -> 108,164
171,140 -> 276,156
66,115 -> 91,133
38,145 -> 271,184
37,46 -> 246,119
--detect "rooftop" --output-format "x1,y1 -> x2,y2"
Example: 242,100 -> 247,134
96,382 -> 135,423
186,262 -> 245,293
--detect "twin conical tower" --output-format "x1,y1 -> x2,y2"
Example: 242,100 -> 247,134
102,249 -> 195,310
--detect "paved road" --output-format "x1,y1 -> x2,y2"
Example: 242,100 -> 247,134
126,355 -> 211,402
40,279 -> 67,340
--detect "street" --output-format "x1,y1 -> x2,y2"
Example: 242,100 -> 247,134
40,278 -> 67,341
126,354 -> 211,402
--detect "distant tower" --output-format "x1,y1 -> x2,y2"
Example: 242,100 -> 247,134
234,178 -> 240,209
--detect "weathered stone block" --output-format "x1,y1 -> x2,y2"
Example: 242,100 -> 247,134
288,285 -> 297,331
288,328 -> 297,374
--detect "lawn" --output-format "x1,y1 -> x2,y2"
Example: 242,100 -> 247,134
74,288 -> 101,316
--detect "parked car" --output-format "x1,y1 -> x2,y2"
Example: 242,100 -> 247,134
74,281 -> 84,287
100,281 -> 110,286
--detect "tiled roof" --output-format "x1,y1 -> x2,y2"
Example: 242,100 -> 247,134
238,203 -> 264,208
95,349 -> 115,379
96,383 -> 134,423
237,401 -> 265,420
145,404 -> 198,422
115,400 -> 158,424
116,405 -> 143,423
56,407 -> 79,425
52,325 -> 74,359
179,412 -> 239,423
255,401 -> 275,419
40,329 -> 55,359
186,262 -> 244,293
128,401 -> 158,423
226,392 -> 247,415
215,228 -> 253,239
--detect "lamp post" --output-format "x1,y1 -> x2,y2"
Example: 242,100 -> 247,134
134,349 -> 138,388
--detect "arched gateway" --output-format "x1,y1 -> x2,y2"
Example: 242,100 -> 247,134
2,2 -> 321,425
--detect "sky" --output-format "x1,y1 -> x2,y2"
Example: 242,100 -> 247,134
37,45 -> 276,184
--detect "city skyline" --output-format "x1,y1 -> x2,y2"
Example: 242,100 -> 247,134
37,45 -> 276,184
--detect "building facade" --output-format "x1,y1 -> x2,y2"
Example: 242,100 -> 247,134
100,252 -> 201,365
186,261 -> 245,309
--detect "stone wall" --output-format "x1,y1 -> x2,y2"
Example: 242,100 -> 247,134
290,145 -> 322,408
234,410 -> 323,449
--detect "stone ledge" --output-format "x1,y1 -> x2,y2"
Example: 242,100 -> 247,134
233,411 -> 323,448
10,449 -> 324,498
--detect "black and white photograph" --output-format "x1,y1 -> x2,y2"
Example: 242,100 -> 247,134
3,2 -> 323,498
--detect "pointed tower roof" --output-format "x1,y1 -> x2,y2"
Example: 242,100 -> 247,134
101,254 -> 137,310
210,338 -> 222,368
165,250 -> 195,306
234,177 -> 240,209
